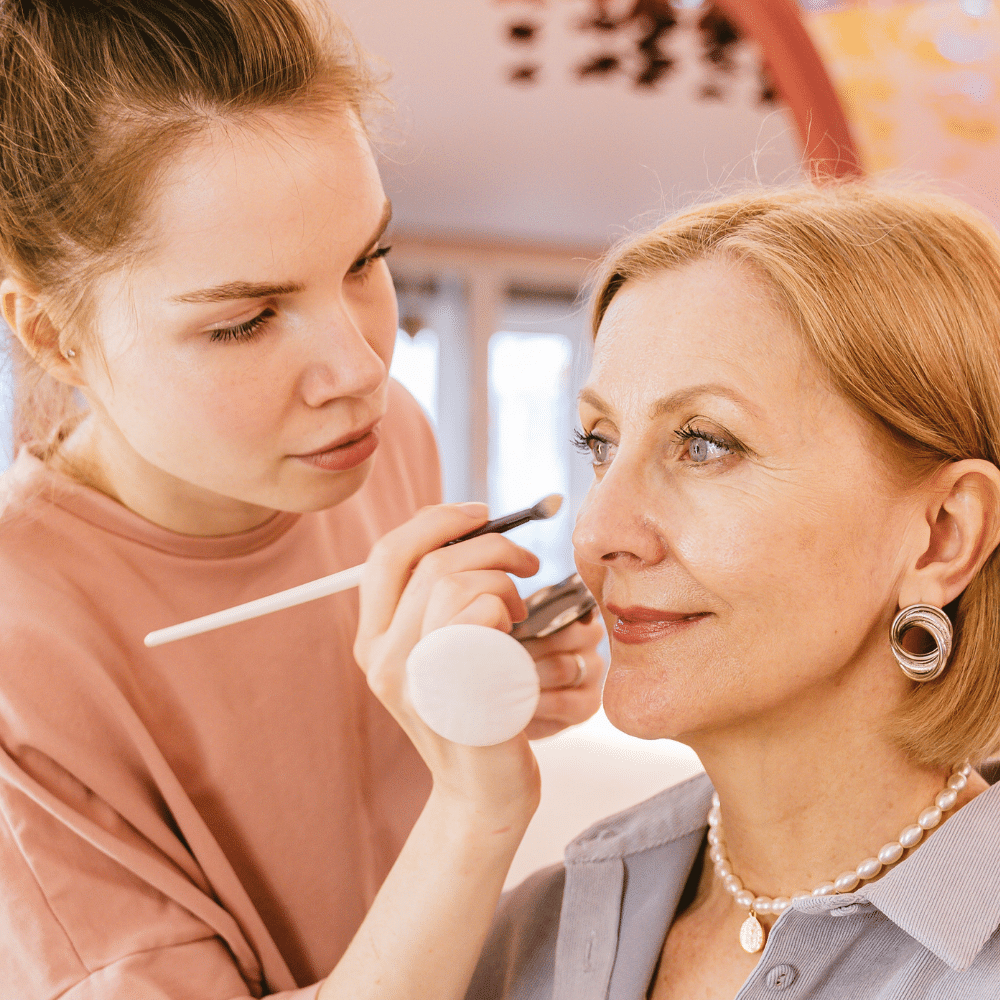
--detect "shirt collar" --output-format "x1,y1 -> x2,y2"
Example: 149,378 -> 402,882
564,771 -> 713,864
856,778 -> 1000,971
563,766 -> 1000,973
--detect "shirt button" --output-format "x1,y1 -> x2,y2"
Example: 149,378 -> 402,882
830,902 -> 864,916
764,964 -> 798,991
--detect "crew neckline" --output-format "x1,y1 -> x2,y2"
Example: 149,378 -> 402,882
6,448 -> 302,559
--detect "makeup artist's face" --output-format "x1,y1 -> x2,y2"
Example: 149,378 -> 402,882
572,258 -> 916,743
75,109 -> 396,523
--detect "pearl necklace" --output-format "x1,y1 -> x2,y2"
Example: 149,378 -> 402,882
707,762 -> 972,954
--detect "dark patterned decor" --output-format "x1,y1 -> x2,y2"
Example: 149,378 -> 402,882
499,0 -> 780,104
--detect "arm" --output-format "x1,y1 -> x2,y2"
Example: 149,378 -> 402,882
0,500 -> 547,999
321,503 -> 545,1000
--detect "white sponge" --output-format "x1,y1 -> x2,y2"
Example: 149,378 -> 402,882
406,624 -> 541,746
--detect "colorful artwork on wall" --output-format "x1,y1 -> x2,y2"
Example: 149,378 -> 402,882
801,0 -> 1000,221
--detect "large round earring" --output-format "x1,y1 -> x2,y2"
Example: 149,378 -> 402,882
890,604 -> 953,682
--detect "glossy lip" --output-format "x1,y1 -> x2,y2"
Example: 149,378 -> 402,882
606,603 -> 710,646
292,419 -> 382,472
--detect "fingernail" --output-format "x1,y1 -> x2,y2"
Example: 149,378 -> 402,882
458,502 -> 488,518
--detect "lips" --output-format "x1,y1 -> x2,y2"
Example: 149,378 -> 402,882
293,419 -> 382,472
606,604 -> 710,645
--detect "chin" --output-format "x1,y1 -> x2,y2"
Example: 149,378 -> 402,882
601,662 -> 695,742
270,455 -> 377,514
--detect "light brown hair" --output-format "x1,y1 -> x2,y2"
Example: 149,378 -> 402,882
0,0 -> 383,451
590,183 -> 1000,768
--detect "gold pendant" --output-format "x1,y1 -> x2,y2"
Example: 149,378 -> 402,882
739,911 -> 765,954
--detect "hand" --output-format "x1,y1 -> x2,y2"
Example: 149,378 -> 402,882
521,610 -> 607,740
354,503 -> 543,824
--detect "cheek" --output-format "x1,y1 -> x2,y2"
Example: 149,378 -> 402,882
109,348 -> 291,454
359,270 -> 399,366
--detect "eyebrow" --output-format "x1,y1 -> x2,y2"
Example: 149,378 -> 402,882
578,382 -> 762,421
169,199 -> 394,304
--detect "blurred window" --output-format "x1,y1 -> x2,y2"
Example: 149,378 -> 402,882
390,328 -> 440,427
488,293 -> 593,592
392,275 -> 471,503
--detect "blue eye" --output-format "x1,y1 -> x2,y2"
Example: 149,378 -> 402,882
572,428 -> 616,467
675,426 -> 735,463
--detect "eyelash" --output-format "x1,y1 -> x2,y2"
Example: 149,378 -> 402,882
572,425 -> 744,464
572,428 -> 613,463
349,244 -> 392,276
673,425 -> 744,457
208,247 -> 393,344
209,308 -> 275,344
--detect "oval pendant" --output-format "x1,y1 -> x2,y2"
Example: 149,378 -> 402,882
739,912 -> 765,953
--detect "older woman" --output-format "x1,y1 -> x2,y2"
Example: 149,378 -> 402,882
460,183 -> 1000,999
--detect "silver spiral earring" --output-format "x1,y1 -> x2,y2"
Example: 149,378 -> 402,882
890,604 -> 953,682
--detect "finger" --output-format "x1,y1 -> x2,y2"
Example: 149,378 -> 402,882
420,571 -> 528,635
526,685 -> 602,737
445,592 -> 517,634
357,503 -> 491,645
389,535 -> 537,640
519,616 -> 606,660
522,718 -> 565,741
534,652 -> 590,691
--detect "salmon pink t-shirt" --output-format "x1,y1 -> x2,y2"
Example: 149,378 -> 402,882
0,380 -> 439,998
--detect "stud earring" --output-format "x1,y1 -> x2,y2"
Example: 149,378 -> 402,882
890,604 -> 953,682
64,349 -> 76,358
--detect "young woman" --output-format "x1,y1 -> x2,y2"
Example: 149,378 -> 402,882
0,2 -> 603,997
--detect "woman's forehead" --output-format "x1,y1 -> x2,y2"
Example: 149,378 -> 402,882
122,111 -> 384,297
587,260 -> 813,415
144,110 -> 377,246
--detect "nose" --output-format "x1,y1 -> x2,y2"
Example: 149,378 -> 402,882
572,455 -> 668,571
299,299 -> 390,408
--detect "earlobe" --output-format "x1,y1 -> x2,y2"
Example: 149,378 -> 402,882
898,460 -> 1000,611
0,278 -> 83,387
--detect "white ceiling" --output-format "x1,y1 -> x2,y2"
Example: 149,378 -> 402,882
333,0 -> 803,249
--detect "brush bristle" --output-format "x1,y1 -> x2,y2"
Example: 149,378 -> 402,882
534,493 -> 563,519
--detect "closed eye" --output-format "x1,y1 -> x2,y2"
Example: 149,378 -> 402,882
209,308 -> 275,344
349,244 -> 392,277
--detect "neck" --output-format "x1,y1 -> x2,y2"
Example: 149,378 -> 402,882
687,669 -> 987,907
53,415 -> 277,536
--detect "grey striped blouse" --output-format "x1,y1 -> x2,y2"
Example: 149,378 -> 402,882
467,768 -> 1000,999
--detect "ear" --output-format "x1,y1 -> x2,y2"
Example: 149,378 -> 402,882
0,277 -> 85,388
898,459 -> 1000,610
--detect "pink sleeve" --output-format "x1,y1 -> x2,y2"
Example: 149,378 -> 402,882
0,774 -> 319,999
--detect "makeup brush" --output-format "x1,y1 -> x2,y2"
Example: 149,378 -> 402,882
442,492 -> 561,544
144,493 -> 564,648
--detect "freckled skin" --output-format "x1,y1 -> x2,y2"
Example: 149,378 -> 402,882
58,110 -> 398,535
571,258 -> 916,744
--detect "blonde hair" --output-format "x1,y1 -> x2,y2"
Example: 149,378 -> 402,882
590,183 -> 1000,768
0,0 -> 384,451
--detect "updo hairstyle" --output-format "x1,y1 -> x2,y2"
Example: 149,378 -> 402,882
0,0 -> 382,451
590,184 -> 1000,769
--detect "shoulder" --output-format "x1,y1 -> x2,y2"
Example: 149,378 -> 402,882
366,378 -> 442,509
466,863 -> 566,1000
564,770 -> 713,863
383,377 -> 439,463
465,773 -> 713,1000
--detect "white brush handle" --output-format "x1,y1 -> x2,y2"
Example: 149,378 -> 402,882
144,563 -> 364,647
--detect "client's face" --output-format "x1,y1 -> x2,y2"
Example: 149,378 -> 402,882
573,258 -> 915,743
